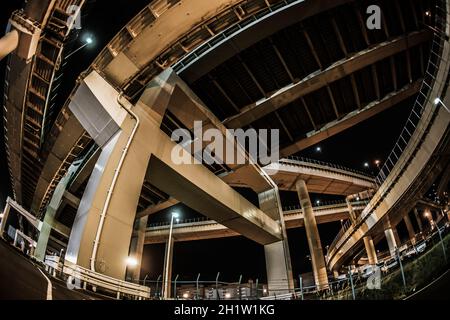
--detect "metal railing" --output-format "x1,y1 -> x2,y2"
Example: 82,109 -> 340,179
62,262 -> 150,299
282,156 -> 375,179
372,0 -> 448,189
327,0 -> 449,258
146,200 -> 368,229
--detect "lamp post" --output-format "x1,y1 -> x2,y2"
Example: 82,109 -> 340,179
64,35 -> 93,60
162,212 -> 179,299
434,98 -> 450,113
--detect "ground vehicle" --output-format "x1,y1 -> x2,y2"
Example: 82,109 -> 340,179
381,257 -> 398,273
360,265 -> 377,278
415,240 -> 427,253
402,247 -> 418,259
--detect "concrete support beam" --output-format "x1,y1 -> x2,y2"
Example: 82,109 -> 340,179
414,208 -> 424,232
384,228 -> 397,258
224,31 -> 430,129
393,227 -> 401,247
259,188 -> 294,294
345,196 -> 357,223
35,175 -> 69,261
295,180 -> 328,290
136,198 -> 179,219
279,81 -> 421,157
66,70 -> 280,280
404,214 -> 416,244
0,30 -> 19,61
363,236 -> 378,265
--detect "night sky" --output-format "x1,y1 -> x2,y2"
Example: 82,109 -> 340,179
1,1 -> 414,283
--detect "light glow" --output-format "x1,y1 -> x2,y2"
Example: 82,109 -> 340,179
126,256 -> 138,267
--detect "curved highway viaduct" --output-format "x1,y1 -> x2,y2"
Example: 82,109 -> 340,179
1,0 -> 440,294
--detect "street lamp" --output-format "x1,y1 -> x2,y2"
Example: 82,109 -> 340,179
126,256 -> 138,267
65,34 -> 94,60
374,160 -> 381,168
434,97 -> 450,113
162,212 -> 179,299
316,146 -> 322,153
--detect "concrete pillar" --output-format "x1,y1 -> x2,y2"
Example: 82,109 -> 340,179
35,168 -> 75,261
295,180 -> 329,290
414,208 -> 424,232
363,236 -> 378,265
393,227 -> 401,247
345,197 -> 357,223
66,69 -> 282,281
126,216 -> 149,283
0,30 -> 19,61
65,71 -> 170,279
384,228 -> 397,257
259,188 -> 294,294
0,200 -> 11,237
403,214 -> 416,244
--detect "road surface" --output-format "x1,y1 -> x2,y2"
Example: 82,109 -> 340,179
0,239 -> 98,300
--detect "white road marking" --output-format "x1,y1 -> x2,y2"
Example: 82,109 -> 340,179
38,268 -> 53,300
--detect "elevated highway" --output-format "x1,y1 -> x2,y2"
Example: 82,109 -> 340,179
144,201 -> 366,244
1,0 -> 438,292
327,0 -> 450,272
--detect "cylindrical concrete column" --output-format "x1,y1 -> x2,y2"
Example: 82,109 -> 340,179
414,208 -> 424,232
259,188 -> 294,294
403,214 -> 416,244
393,227 -> 401,247
363,236 -> 378,265
345,197 -> 357,223
384,228 -> 397,257
296,180 -> 329,290
0,30 -> 19,61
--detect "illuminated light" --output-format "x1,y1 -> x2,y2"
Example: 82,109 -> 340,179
225,293 -> 231,299
434,98 -> 441,105
316,200 -> 321,205
172,212 -> 180,219
85,37 -> 93,44
316,146 -> 322,152
375,160 -> 381,166
263,288 -> 267,294
182,293 -> 189,299
356,197 -> 360,201
126,256 -> 138,267
364,162 -> 369,168
425,11 -> 431,17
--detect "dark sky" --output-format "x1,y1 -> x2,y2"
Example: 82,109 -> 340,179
1,1 -> 414,282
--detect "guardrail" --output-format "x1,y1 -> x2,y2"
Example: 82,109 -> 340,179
62,262 -> 150,299
281,156 -> 375,179
373,9 -> 448,188
146,200 -> 367,229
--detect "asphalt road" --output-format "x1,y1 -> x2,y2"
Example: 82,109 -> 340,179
0,239 -> 98,300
